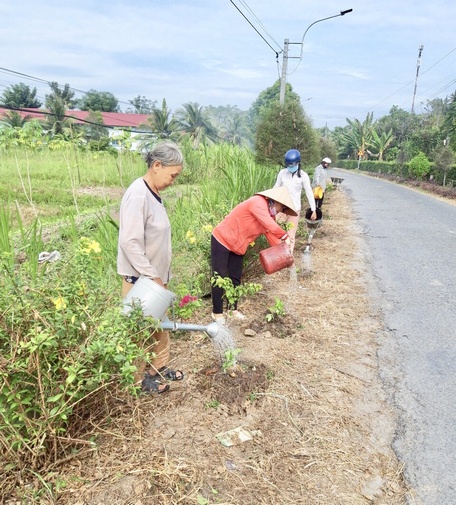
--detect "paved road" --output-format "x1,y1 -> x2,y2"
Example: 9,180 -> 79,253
329,169 -> 456,505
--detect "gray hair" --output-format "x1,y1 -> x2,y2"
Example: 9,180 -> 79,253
145,141 -> 184,168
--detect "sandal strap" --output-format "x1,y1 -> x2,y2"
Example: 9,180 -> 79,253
157,367 -> 184,381
141,374 -> 170,394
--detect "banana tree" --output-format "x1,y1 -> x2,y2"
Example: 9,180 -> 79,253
368,129 -> 394,161
341,112 -> 375,159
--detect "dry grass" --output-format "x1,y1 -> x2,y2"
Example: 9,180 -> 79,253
3,189 -> 414,505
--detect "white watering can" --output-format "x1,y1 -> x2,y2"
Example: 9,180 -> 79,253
122,276 -> 220,339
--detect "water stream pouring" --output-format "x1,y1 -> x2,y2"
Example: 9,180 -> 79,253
304,208 -> 323,246
122,276 -> 236,357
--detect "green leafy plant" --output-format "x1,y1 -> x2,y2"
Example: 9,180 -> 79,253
248,392 -> 258,402
265,297 -> 286,322
409,151 -> 431,179
266,370 -> 275,381
222,348 -> 241,373
211,274 -> 262,310
205,400 -> 221,409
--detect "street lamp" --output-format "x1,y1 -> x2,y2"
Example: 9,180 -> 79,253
279,9 -> 353,105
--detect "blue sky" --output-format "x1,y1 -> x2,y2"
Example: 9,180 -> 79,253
1,0 -> 455,129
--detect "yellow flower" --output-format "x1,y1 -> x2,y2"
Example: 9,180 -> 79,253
87,240 -> 101,253
77,281 -> 86,296
249,241 -> 255,247
202,224 -> 213,233
52,296 -> 67,310
186,230 -> 196,244
80,239 -> 101,254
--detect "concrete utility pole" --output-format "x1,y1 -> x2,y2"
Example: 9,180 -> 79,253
279,9 -> 353,105
279,39 -> 289,105
411,44 -> 424,114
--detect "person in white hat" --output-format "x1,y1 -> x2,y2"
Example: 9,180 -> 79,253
312,157 -> 332,209
274,149 -> 317,254
210,186 -> 297,324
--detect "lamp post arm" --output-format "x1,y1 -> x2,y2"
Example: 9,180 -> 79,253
298,9 -> 353,60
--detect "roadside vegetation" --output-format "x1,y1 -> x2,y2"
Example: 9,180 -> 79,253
1,77 -> 456,502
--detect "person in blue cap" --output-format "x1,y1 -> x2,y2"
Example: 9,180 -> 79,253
274,149 -> 317,254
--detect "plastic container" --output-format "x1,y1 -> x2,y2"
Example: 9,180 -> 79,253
259,242 -> 294,274
122,276 -> 176,320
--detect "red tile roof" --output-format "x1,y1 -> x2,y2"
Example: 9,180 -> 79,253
0,107 -> 151,129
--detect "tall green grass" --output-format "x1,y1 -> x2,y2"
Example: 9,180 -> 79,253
165,143 -> 277,292
0,147 -> 144,225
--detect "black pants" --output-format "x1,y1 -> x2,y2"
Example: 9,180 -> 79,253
315,193 -> 325,209
211,235 -> 244,314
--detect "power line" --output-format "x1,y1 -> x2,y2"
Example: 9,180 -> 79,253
237,0 -> 282,51
229,0 -> 280,57
0,67 -> 135,109
368,47 -> 456,113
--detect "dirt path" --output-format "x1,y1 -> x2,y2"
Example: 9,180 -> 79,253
59,189 -> 410,504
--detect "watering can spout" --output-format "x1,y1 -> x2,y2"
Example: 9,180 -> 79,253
159,319 -> 220,339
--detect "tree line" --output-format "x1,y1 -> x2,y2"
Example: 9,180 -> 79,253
1,80 -> 455,183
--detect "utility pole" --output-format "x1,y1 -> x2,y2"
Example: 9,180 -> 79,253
279,39 -> 289,104
411,44 -> 424,114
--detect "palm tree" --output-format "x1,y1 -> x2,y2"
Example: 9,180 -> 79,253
0,110 -> 32,128
44,98 -> 68,136
147,99 -> 178,140
45,82 -> 77,110
174,102 -> 218,148
222,112 -> 251,146
44,82 -> 76,136
0,83 -> 42,108
136,99 -> 178,151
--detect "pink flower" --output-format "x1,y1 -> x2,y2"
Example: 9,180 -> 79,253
179,295 -> 197,307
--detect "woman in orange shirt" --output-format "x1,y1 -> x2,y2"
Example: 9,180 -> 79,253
211,187 -> 297,324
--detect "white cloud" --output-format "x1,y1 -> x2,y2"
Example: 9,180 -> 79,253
1,0 -> 456,127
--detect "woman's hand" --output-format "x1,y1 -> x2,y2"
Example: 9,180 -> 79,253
310,210 -> 317,221
149,276 -> 165,288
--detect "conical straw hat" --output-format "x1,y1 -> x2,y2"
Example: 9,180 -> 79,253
256,187 -> 298,217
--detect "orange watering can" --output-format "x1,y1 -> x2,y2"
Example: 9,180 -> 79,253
259,242 -> 294,274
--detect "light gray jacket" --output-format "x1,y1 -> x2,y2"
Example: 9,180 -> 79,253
117,178 -> 172,283
312,164 -> 328,191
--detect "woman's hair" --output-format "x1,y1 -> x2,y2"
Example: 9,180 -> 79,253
145,141 -> 184,168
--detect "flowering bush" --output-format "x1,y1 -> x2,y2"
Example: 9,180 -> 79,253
0,236 -> 154,465
172,284 -> 202,320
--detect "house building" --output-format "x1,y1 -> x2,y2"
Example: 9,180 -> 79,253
0,107 -> 153,149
